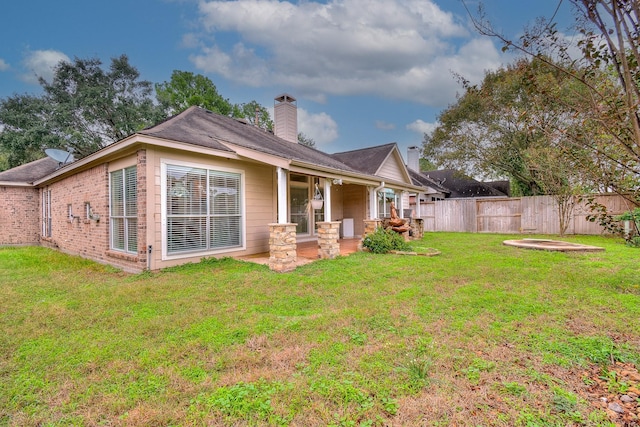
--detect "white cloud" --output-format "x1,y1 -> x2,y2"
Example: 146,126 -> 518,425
407,119 -> 438,135
297,107 -> 339,146
21,50 -> 70,84
190,0 -> 503,107
0,59 -> 9,71
375,120 -> 396,130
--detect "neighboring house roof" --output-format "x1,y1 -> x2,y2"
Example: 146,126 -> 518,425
407,169 -> 450,195
423,169 -> 509,198
0,157 -> 60,185
485,180 -> 511,196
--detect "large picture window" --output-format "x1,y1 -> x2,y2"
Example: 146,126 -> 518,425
164,163 -> 243,256
110,166 -> 138,253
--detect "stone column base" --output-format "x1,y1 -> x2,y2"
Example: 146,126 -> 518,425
268,223 -> 297,272
412,218 -> 424,239
360,219 -> 383,251
317,221 -> 341,259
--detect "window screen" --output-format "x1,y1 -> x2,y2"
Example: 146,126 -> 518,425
165,164 -> 242,255
110,166 -> 137,253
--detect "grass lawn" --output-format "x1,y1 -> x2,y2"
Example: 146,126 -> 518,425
1,233 -> 639,426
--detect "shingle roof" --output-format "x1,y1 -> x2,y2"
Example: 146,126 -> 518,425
422,169 -> 508,198
0,157 -> 60,184
408,169 -> 450,194
330,143 -> 397,176
140,106 -> 359,173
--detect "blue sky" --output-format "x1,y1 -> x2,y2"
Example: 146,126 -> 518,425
0,0 -> 574,157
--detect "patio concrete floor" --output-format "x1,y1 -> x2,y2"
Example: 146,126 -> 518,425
239,238 -> 361,268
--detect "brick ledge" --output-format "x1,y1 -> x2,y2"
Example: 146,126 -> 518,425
106,250 -> 139,262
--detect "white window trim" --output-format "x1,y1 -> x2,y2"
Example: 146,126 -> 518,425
42,189 -> 51,237
109,166 -> 138,254
378,188 -> 399,217
160,158 -> 246,261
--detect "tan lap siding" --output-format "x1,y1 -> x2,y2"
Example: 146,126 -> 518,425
146,148 -> 275,270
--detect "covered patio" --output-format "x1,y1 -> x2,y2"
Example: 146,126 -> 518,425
240,237 -> 361,268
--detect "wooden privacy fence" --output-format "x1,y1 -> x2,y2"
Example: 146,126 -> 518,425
418,194 -> 634,235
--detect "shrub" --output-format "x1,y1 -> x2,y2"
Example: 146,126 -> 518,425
362,227 -> 411,254
615,207 -> 640,247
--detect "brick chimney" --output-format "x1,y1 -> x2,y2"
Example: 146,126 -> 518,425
274,94 -> 297,143
407,146 -> 420,172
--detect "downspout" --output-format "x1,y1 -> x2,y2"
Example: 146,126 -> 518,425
371,182 -> 385,219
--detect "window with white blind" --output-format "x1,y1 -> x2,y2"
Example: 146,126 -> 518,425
164,162 -> 243,256
110,166 -> 137,253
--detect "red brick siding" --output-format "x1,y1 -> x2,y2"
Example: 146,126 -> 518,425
42,150 -> 148,272
43,164 -> 111,265
0,186 -> 40,244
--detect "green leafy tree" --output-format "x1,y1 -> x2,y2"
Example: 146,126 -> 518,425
463,0 -> 640,206
155,70 -> 233,116
233,100 -> 273,131
424,57 -> 590,197
297,132 -> 316,148
155,71 -> 274,132
419,158 -> 436,172
0,54 -> 161,165
0,94 -> 60,169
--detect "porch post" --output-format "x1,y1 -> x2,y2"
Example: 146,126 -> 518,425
269,168 -> 297,272
268,223 -> 297,272
276,167 -> 288,224
317,221 -> 341,259
323,180 -> 332,222
415,193 -> 421,218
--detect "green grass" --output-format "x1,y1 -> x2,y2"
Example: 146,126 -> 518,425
1,233 -> 638,426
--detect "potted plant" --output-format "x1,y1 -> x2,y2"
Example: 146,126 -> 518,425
311,183 -> 324,210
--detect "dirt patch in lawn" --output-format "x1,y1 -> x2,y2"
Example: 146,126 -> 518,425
579,362 -> 640,425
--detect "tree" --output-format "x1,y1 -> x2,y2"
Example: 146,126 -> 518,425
155,70 -> 233,116
155,72 -> 274,132
423,57 -> 596,234
424,57 -> 590,195
297,132 -> 316,148
419,157 -> 437,172
463,0 -> 640,206
0,55 -> 162,165
0,94 -> 60,168
44,55 -> 162,157
232,100 -> 273,131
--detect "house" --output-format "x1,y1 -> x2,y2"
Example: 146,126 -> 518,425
421,170 -> 509,198
0,94 -> 434,272
404,146 -> 509,200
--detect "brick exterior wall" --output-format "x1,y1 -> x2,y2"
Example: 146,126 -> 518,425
39,150 -> 148,273
42,163 -> 111,265
0,186 -> 40,245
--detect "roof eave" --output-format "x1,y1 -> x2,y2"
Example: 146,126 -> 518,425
34,134 -> 240,186
0,181 -> 33,187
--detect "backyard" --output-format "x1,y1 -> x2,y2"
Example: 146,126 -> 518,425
1,233 -> 639,426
